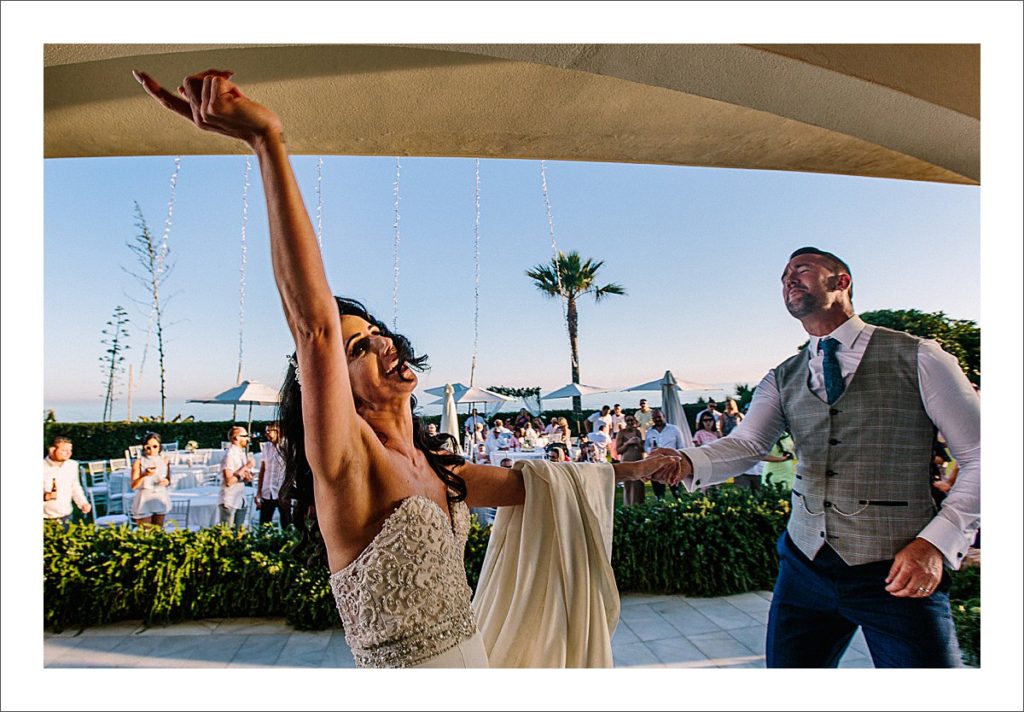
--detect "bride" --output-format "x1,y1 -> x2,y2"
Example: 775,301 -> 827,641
135,68 -> 681,668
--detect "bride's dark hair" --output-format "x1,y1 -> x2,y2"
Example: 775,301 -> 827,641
277,296 -> 466,566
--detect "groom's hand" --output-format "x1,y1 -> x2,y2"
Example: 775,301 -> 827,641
648,448 -> 692,486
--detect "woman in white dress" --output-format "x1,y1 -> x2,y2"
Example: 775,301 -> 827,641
136,68 -> 681,668
130,432 -> 172,527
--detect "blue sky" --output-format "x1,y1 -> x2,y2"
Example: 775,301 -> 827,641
43,154 -> 981,419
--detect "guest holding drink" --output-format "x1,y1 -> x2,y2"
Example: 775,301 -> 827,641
131,432 -> 172,527
220,425 -> 254,527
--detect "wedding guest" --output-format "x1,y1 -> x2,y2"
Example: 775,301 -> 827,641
634,398 -> 654,436
586,405 -> 613,434
43,435 -> 90,524
130,432 -> 172,527
720,397 -> 744,437
615,414 -> 647,505
219,425 -> 254,527
257,421 -> 291,527
693,414 -> 720,446
693,398 -> 722,435
644,409 -> 687,500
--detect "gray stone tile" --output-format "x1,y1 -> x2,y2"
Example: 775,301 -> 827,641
108,634 -> 202,667
612,641 -> 664,668
618,602 -> 662,623
682,598 -> 759,631
185,634 -> 247,667
838,655 -> 875,668
686,631 -> 763,667
721,591 -> 772,614
275,630 -> 334,667
611,623 -> 639,645
212,617 -> 292,635
653,603 -> 721,637
136,619 -> 220,637
46,634 -> 125,666
746,607 -> 771,625
621,616 -> 680,643
319,630 -> 356,668
726,624 -> 767,656
646,636 -> 710,666
75,620 -> 145,637
227,634 -> 289,667
619,593 -> 677,607
44,638 -> 86,666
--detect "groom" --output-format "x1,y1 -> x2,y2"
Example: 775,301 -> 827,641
656,247 -> 979,667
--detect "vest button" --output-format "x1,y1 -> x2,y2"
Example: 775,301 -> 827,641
826,470 -> 838,477
694,479 -> 701,486
819,532 -> 825,538
829,408 -> 840,416
824,501 -> 832,508
828,438 -> 841,445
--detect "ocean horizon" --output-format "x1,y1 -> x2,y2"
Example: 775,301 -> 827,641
44,387 -> 733,425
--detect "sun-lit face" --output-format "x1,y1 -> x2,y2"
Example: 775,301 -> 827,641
781,253 -> 848,319
49,441 -> 73,463
340,315 -> 416,406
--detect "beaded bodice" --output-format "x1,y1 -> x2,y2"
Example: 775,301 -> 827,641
329,496 -> 477,668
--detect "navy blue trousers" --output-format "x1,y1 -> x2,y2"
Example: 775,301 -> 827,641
766,533 -> 961,668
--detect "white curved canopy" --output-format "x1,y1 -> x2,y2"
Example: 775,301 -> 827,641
44,43 -> 978,184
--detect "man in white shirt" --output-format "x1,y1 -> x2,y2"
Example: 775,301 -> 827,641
256,422 -> 291,527
633,399 -> 654,436
655,247 -> 979,668
589,422 -> 612,462
43,435 -> 91,524
220,425 -> 255,527
643,409 -> 687,500
586,405 -> 612,434
464,409 -> 486,437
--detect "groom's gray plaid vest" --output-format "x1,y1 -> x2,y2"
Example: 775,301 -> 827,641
775,327 -> 936,566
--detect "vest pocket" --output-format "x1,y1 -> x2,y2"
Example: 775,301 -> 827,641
857,500 -> 909,506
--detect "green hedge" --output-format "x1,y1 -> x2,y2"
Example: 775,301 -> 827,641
43,490 -> 980,666
43,421 -> 274,462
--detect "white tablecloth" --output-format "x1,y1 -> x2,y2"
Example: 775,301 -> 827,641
122,485 -> 254,529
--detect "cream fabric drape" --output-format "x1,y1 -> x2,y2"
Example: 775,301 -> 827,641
472,460 -> 619,667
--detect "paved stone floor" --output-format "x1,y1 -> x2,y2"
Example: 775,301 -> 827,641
43,590 -> 873,668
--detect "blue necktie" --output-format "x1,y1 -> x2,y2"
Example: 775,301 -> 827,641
819,337 -> 845,404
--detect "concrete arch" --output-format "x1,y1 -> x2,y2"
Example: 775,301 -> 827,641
44,43 -> 978,184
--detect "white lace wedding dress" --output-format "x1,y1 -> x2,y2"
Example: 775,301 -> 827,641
329,461 -> 618,668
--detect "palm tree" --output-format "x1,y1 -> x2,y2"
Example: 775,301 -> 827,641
526,250 -> 626,420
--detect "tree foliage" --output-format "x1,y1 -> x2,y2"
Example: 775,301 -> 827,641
525,250 -> 626,418
99,305 -> 130,423
860,309 -> 980,385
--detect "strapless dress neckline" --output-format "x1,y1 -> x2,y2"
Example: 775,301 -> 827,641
328,494 -> 477,668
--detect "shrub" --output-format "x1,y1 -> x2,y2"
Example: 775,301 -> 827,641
43,421 -> 273,462
42,499 -> 981,665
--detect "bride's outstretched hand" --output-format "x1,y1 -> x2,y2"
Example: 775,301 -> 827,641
133,69 -> 283,146
613,453 -> 683,485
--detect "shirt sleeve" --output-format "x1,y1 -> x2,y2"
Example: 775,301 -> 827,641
680,372 -> 785,492
913,340 -> 981,569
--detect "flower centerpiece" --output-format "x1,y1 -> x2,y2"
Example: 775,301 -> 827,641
185,440 -> 199,453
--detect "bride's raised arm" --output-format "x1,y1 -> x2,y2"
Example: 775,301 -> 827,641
135,70 -> 369,484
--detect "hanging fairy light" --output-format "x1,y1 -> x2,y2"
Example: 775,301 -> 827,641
140,156 -> 181,377
540,160 -> 575,369
392,156 -> 402,331
235,155 -> 251,390
315,155 -> 325,251
469,158 -> 481,387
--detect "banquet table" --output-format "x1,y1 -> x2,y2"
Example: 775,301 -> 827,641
122,484 -> 254,529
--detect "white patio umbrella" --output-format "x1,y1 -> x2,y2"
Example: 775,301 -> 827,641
658,371 -> 694,447
540,383 -> 614,400
439,383 -> 461,453
624,374 -> 720,393
187,379 -> 280,435
423,382 -> 470,399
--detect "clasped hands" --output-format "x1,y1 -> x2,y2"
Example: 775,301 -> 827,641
617,448 -> 692,486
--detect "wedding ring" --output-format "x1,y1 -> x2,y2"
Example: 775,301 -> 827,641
917,586 -> 929,592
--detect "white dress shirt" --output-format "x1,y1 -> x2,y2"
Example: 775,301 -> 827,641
681,315 -> 980,568
644,423 -> 688,452
43,457 -> 89,519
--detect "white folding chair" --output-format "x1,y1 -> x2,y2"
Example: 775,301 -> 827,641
82,461 -> 109,513
127,445 -> 143,460
163,441 -> 179,452
86,489 -> 130,528
108,457 -> 128,471
164,500 -> 193,531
